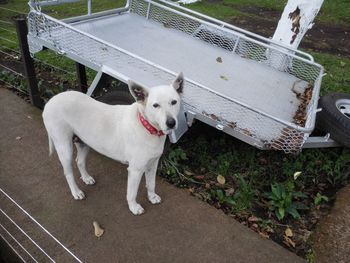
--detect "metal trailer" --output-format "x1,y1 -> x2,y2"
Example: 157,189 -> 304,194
26,0 -> 338,153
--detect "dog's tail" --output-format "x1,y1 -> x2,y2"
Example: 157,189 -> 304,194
48,135 -> 55,156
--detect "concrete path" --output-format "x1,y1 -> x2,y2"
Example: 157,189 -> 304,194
312,185 -> 350,263
0,87 -> 303,263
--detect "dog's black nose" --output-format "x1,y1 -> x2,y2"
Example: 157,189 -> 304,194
166,117 -> 176,129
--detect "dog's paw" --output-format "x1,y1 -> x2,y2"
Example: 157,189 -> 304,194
81,175 -> 95,185
72,189 -> 85,200
128,203 -> 145,215
148,193 -> 162,204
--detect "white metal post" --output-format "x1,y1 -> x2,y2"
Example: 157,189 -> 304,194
268,0 -> 324,70
272,0 -> 324,49
88,0 -> 92,15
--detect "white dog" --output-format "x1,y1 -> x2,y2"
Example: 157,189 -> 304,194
42,73 -> 184,215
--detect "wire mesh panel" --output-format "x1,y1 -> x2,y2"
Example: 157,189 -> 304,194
27,0 -> 324,153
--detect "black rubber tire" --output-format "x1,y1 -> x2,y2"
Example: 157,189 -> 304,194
96,89 -> 134,105
316,92 -> 350,148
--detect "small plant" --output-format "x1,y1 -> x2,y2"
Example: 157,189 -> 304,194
314,192 -> 329,205
306,249 -> 315,263
266,181 -> 308,220
232,174 -> 255,212
161,147 -> 188,187
168,147 -> 187,165
211,189 -> 236,206
216,152 -> 238,176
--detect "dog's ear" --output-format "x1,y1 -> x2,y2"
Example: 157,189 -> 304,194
172,72 -> 184,94
128,80 -> 148,103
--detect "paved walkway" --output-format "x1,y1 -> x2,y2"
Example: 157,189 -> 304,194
312,185 -> 350,263
0,87 -> 303,262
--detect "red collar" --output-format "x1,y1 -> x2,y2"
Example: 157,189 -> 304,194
138,112 -> 165,137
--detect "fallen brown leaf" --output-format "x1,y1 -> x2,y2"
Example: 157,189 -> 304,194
285,227 -> 293,237
283,236 -> 295,248
194,175 -> 204,180
259,231 -> 270,239
251,223 -> 258,229
184,170 -> 194,176
248,216 -> 259,222
93,221 -> 104,238
15,136 -> 22,140
265,226 -> 274,233
220,75 -> 228,81
217,174 -> 226,185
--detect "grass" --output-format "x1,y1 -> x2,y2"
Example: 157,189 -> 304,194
189,0 -> 350,26
311,52 -> 350,95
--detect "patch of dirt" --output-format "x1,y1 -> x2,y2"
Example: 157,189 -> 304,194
238,6 -> 281,18
229,9 -> 350,56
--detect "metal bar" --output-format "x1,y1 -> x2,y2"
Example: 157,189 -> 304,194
62,6 -> 130,24
0,79 -> 29,95
87,70 -> 103,96
0,6 -> 27,15
0,26 -> 16,34
75,62 -> 88,93
0,225 -> 38,263
0,19 -> 13,25
0,188 -> 83,263
87,0 -> 92,15
156,0 -> 314,62
0,232 -> 27,263
0,63 -> 24,77
302,136 -> 340,148
146,0 -> 152,19
232,36 -> 240,53
14,17 -> 43,109
31,0 -> 80,7
149,0 -> 316,65
0,209 -> 55,262
0,36 -> 17,44
190,110 -> 266,149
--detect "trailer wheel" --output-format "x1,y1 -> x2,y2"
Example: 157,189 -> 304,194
96,89 -> 134,105
317,92 -> 350,147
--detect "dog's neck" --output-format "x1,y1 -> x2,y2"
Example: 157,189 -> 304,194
137,112 -> 165,137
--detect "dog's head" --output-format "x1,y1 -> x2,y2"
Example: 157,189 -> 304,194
128,72 -> 184,134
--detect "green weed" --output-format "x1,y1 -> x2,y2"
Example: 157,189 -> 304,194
314,192 -> 329,205
265,180 -> 308,220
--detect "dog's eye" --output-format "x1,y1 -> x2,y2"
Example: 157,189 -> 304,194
171,100 -> 177,105
153,103 -> 160,108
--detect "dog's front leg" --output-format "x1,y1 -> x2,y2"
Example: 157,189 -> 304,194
127,166 -> 145,215
145,158 -> 161,204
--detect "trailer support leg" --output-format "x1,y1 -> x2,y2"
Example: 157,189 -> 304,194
75,62 -> 88,93
15,17 -> 43,109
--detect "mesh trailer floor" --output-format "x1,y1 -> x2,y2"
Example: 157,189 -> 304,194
27,0 -> 324,153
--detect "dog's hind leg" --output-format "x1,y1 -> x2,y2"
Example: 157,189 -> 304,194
54,137 -> 85,200
75,142 -> 95,185
145,157 -> 161,204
